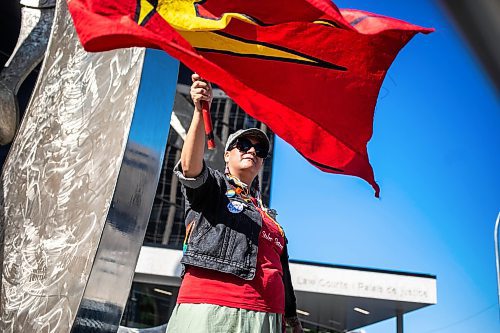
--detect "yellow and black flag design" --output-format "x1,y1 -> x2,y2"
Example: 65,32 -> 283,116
69,0 -> 433,196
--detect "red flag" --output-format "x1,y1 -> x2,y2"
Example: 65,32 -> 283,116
68,0 -> 433,196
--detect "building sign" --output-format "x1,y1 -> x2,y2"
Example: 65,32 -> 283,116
290,263 -> 437,304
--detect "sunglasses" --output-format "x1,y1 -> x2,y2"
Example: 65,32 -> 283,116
229,137 -> 269,158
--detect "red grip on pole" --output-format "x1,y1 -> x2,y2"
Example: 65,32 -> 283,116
201,100 -> 215,150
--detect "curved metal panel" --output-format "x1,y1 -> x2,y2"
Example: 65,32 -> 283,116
0,0 -> 145,331
0,5 -> 55,144
71,50 -> 179,332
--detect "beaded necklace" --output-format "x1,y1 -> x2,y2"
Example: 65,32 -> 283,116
225,173 -> 284,237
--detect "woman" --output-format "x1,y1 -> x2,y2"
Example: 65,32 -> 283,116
166,74 -> 304,333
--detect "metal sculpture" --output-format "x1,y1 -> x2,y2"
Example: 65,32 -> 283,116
0,0 -> 178,331
0,0 -> 56,145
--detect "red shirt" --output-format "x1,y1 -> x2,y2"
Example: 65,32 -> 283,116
177,205 -> 286,314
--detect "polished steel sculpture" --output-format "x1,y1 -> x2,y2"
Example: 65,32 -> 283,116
0,0 -> 179,331
0,0 -> 56,145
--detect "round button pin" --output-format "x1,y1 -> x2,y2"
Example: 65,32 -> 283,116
225,189 -> 236,198
227,201 -> 245,213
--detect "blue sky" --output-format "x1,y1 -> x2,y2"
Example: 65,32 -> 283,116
271,1 -> 500,332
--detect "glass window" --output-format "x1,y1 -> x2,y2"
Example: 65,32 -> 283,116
120,282 -> 179,328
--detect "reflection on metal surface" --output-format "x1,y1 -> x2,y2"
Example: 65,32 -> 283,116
118,324 -> 168,333
21,0 -> 56,8
71,50 -> 179,332
0,3 -> 55,144
0,0 -> 145,331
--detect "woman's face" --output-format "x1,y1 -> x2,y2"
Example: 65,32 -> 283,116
224,137 -> 265,181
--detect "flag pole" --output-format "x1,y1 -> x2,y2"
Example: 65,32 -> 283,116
201,100 -> 215,150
